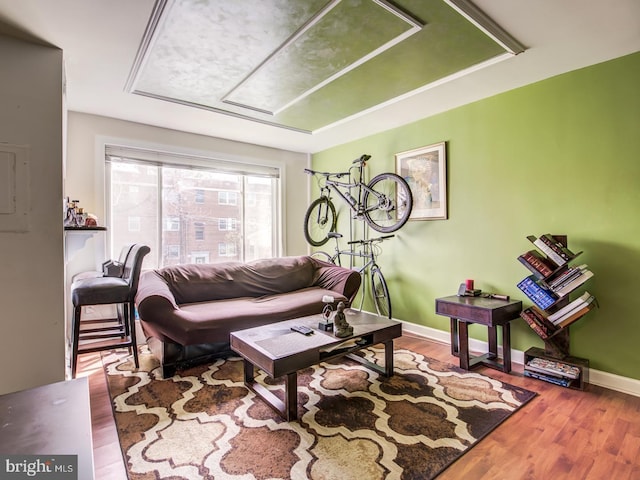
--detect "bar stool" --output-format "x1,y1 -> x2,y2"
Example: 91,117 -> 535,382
70,244 -> 150,377
71,243 -> 134,283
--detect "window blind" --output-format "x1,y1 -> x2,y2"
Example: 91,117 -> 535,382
105,144 -> 280,178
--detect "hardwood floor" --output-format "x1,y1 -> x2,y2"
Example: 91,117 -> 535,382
79,334 -> 640,479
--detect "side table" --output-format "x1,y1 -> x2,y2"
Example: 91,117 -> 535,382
435,295 -> 522,373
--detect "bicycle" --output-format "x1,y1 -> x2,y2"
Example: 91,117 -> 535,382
312,232 -> 394,319
303,154 -> 413,247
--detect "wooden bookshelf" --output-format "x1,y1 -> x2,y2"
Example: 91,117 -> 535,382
517,234 -> 597,390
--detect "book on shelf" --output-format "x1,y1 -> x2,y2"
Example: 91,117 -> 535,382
518,250 -> 555,278
517,275 -> 557,310
548,291 -> 593,322
524,370 -> 574,387
539,234 -> 576,261
520,307 -> 555,339
526,356 -> 581,379
527,235 -> 570,267
556,301 -> 597,328
546,264 -> 588,290
552,270 -> 594,297
520,311 -> 547,338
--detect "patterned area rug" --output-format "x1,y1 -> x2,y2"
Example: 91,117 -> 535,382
103,345 -> 536,479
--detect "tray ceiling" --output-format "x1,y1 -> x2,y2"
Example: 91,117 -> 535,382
127,0 -> 524,133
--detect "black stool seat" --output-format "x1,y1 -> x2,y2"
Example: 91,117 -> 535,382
70,243 -> 150,378
72,277 -> 129,305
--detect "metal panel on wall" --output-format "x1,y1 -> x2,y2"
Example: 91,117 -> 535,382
0,144 -> 29,232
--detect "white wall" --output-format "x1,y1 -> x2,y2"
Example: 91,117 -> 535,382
65,112 -> 310,276
0,35 -> 65,394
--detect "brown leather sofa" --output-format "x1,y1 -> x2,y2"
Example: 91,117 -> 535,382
135,255 -> 361,377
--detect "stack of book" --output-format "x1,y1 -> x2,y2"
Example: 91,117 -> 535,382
520,306 -> 556,339
547,291 -> 597,328
546,265 -> 594,297
527,234 -> 577,267
524,356 -> 581,387
517,275 -> 556,309
517,250 -> 555,279
520,292 -> 598,333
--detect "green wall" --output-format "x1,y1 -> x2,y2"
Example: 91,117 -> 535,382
313,51 -> 640,380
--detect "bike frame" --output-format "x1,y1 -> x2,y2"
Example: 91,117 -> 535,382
333,246 -> 376,312
331,245 -> 374,272
313,159 -> 385,218
324,236 -> 389,314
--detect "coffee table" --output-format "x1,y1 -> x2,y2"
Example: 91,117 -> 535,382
230,309 -> 402,421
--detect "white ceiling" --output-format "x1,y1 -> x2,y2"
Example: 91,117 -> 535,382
0,0 -> 639,153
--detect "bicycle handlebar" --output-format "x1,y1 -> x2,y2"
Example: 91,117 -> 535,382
347,234 -> 394,245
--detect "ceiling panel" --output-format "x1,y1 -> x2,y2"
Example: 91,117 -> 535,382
224,0 -> 422,114
132,0 -> 329,108
128,0 -> 521,133
279,0 -> 510,131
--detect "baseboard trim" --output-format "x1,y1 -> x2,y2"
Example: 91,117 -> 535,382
400,320 -> 640,398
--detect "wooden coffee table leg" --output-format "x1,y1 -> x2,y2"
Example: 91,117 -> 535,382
243,359 -> 298,421
383,340 -> 394,376
285,372 -> 297,421
346,341 -> 395,377
243,359 -> 254,382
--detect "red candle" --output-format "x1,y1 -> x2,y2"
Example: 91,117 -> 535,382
465,279 -> 474,290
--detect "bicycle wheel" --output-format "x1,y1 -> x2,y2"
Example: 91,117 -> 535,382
362,173 -> 413,233
310,251 -> 335,264
370,265 -> 392,319
303,197 -> 337,246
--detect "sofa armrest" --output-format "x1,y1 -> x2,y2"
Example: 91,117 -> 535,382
135,270 -> 181,323
135,270 -> 195,345
311,258 -> 362,306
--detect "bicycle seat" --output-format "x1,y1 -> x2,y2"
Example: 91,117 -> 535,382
353,154 -> 371,164
304,168 -> 349,178
327,232 -> 343,239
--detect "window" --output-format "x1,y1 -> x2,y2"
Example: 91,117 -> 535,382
218,217 -> 237,231
218,191 -> 237,205
194,222 -> 205,241
106,145 -> 280,268
218,242 -> 237,257
192,251 -> 209,264
165,217 -> 180,231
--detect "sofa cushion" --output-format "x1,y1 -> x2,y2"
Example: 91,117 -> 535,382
157,256 -> 316,304
140,286 -> 347,345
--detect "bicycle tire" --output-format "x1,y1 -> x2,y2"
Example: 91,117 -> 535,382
310,251 -> 335,264
362,173 -> 413,233
371,265 -> 392,319
303,197 -> 337,246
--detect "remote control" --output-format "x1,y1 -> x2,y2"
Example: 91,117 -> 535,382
291,325 -> 314,335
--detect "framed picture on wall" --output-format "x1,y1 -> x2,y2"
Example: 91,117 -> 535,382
396,142 -> 447,220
